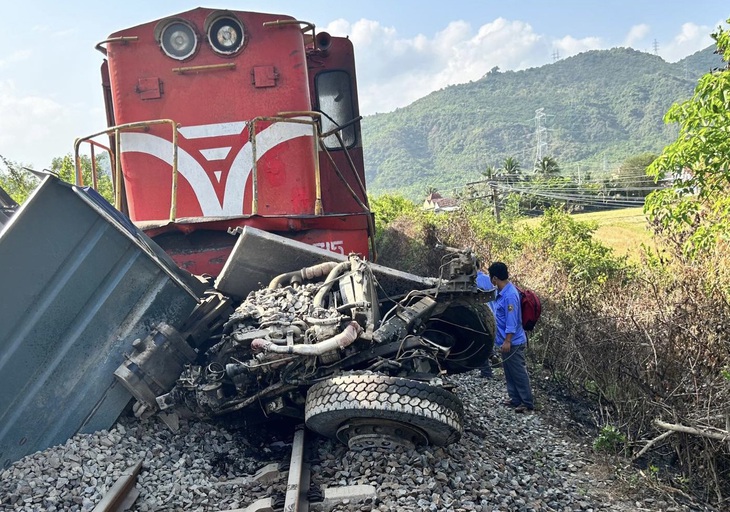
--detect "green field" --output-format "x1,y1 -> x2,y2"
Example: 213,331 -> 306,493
526,207 -> 655,259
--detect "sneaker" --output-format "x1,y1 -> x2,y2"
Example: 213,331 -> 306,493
514,405 -> 534,413
502,399 -> 520,407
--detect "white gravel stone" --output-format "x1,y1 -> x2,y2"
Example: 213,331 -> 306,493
0,372 -> 713,511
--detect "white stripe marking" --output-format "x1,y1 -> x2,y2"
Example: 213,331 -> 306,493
120,119 -> 313,217
120,132 -> 221,216
178,122 -> 245,139
223,118 -> 312,215
200,147 -> 232,161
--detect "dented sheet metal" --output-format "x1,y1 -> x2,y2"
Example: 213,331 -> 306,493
215,226 -> 437,300
0,177 -> 202,468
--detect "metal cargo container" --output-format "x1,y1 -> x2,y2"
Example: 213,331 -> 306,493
0,177 -> 203,468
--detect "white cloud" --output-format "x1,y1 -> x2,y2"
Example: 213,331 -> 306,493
623,24 -> 650,48
0,50 -> 32,69
552,35 -> 604,58
325,17 -> 546,114
661,22 -> 715,62
0,81 -> 68,168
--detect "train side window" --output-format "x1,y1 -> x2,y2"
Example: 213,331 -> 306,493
316,71 -> 356,150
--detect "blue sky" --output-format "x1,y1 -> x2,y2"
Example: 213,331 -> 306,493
0,1 -> 727,170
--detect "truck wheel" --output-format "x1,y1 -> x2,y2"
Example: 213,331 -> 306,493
305,373 -> 463,450
424,300 -> 495,373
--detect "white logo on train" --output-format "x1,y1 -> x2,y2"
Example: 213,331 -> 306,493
120,119 -> 312,216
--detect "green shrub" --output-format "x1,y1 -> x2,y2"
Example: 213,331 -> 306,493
593,425 -> 627,455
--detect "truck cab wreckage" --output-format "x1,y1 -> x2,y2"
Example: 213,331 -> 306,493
0,6 -> 496,469
117,236 -> 495,451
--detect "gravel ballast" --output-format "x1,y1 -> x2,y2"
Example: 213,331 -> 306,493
0,370 -> 710,511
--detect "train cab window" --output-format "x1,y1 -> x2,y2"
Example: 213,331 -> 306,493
316,71 -> 356,150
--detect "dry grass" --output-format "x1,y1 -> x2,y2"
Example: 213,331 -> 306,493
525,207 -> 655,259
377,208 -> 730,505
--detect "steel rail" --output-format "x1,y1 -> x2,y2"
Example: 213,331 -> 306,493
92,459 -> 143,512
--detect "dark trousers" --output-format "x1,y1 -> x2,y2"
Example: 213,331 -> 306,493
501,344 -> 534,408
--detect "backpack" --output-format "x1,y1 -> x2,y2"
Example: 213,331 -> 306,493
517,287 -> 541,331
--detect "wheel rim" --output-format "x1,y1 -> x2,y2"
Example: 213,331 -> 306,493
336,418 -> 429,451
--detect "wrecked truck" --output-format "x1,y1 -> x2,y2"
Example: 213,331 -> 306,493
115,231 -> 496,450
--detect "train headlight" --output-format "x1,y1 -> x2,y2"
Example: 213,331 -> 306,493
160,21 -> 197,60
208,16 -> 244,54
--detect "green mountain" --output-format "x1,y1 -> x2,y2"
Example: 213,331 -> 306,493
361,46 -> 724,200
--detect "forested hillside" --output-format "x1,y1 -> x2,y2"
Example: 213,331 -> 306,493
361,45 -> 723,199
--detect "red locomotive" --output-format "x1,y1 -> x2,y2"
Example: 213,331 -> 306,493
77,7 -> 373,276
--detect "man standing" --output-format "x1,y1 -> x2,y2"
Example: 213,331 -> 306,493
488,262 -> 534,413
476,267 -> 496,378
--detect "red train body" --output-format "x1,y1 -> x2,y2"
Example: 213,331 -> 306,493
80,7 -> 372,276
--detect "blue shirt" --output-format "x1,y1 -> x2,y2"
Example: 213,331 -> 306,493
489,282 -> 527,346
476,270 -> 495,292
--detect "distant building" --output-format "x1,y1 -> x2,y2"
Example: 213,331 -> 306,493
423,192 -> 460,212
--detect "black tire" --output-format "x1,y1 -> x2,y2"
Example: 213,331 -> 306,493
305,373 -> 463,447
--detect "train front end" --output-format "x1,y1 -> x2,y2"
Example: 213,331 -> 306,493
89,8 -> 371,275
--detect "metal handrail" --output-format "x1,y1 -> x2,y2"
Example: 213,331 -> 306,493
73,139 -> 113,191
75,114 -> 333,222
172,63 -> 236,74
73,119 -> 180,221
95,36 -> 138,56
262,19 -> 315,45
248,112 -> 323,215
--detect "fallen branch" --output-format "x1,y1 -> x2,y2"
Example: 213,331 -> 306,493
655,419 -> 730,442
633,430 -> 674,460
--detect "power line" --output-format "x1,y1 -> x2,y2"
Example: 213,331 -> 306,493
463,191 -> 647,211
496,185 -> 647,207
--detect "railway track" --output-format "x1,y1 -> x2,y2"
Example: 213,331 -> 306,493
93,424 -> 376,512
3,372 -> 707,512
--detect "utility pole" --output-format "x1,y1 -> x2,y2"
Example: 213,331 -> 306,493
653,39 -> 659,55
552,50 -> 560,62
490,181 -> 501,223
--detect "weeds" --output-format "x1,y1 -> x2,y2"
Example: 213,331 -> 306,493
593,425 -> 627,455
372,196 -> 730,505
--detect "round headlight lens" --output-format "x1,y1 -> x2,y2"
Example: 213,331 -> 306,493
160,21 -> 197,60
208,17 -> 244,54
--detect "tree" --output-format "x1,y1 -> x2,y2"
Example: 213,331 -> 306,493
0,155 -> 39,204
0,153 -> 115,206
535,156 -> 561,176
480,164 -> 498,180
500,156 -> 522,185
612,153 -> 657,197
51,154 -> 114,203
369,194 -> 418,233
645,19 -> 730,257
